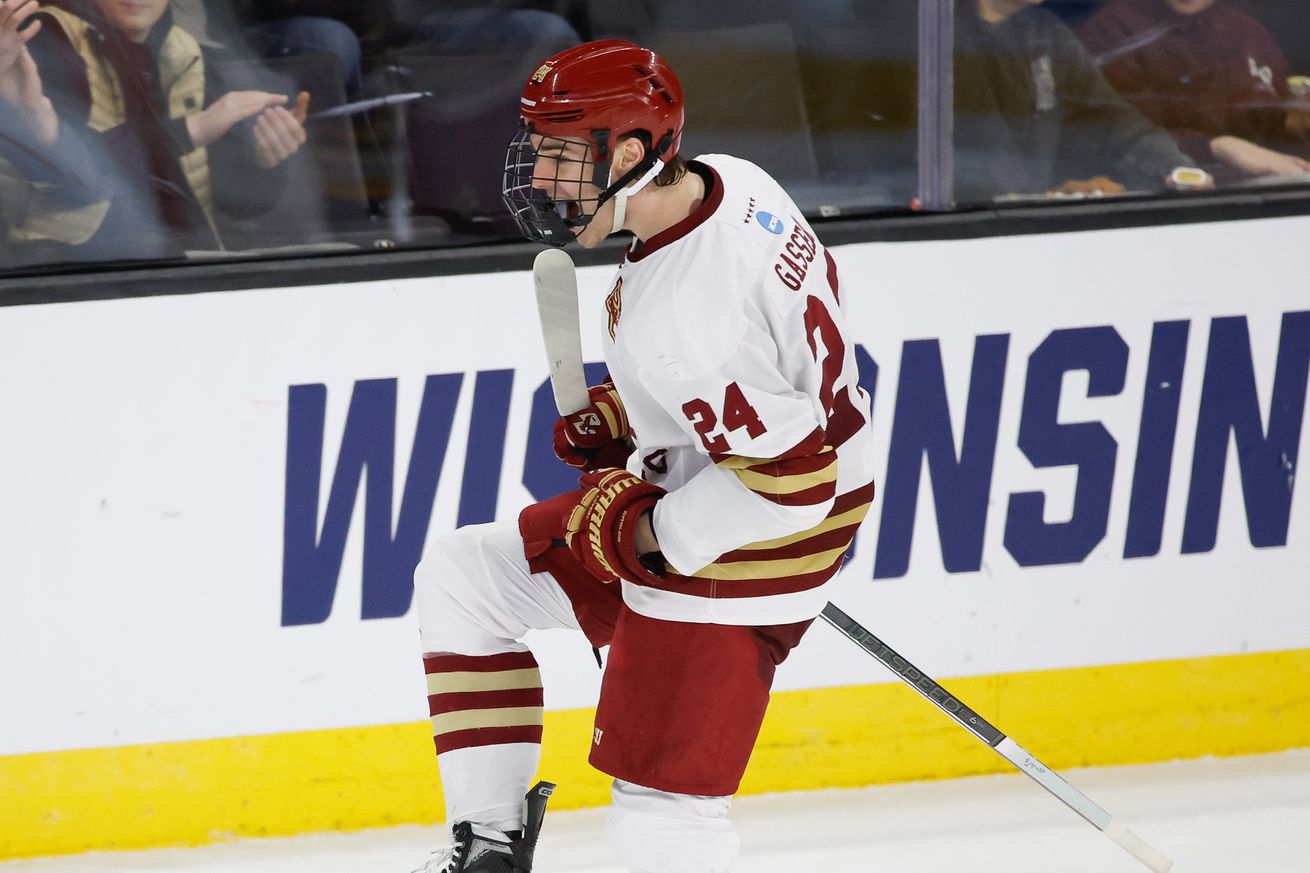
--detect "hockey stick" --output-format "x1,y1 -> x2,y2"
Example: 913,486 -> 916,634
533,249 -> 590,416
820,603 -> 1173,872
531,249 -> 1171,873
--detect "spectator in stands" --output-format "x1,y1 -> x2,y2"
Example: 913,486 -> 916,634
586,0 -> 852,41
177,0 -> 363,100
953,0 -> 1202,201
1078,0 -> 1310,181
25,0 -> 311,260
385,2 -> 581,233
0,0 -> 117,262
404,1 -> 580,57
0,0 -> 54,144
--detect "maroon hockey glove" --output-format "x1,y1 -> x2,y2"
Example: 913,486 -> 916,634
553,381 -> 633,471
564,468 -> 665,584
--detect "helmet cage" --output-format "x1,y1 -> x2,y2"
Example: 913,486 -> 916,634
503,129 -> 598,248
502,126 -> 673,248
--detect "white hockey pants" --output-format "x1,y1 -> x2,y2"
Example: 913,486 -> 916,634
415,521 -> 740,872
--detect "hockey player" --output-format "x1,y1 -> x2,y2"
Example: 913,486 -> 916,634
410,39 -> 875,873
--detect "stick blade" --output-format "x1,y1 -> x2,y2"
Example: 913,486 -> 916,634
1105,820 -> 1174,873
533,249 -> 589,415
999,739 -> 1173,873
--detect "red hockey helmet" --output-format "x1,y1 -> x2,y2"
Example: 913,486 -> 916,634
503,40 -> 685,247
520,40 -> 684,164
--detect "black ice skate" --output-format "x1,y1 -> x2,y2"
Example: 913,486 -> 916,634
409,781 -> 555,873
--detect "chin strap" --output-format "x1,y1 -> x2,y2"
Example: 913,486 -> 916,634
568,130 -> 674,234
608,157 -> 666,235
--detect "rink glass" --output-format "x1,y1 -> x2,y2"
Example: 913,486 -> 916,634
0,0 -> 1308,275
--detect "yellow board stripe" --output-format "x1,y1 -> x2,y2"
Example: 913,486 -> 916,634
431,706 -> 545,736
426,668 -> 542,695
3,648 -> 1309,860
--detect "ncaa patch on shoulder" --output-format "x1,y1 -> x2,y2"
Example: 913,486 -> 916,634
756,211 -> 785,235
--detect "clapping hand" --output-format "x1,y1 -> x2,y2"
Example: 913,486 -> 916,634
187,90 -> 286,148
0,0 -> 56,144
253,90 -> 309,169
185,89 -> 310,167
0,0 -> 40,80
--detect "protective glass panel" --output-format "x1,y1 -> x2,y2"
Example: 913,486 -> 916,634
625,1 -> 920,218
0,0 -> 927,275
948,0 -> 1310,206
8,1 -> 1306,274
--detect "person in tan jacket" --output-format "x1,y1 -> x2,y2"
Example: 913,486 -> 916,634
0,0 -> 113,263
23,0 -> 310,260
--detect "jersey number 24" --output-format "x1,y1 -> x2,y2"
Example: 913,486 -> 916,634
680,295 -> 845,455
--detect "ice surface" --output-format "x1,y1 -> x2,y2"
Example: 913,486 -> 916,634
4,751 -> 1307,872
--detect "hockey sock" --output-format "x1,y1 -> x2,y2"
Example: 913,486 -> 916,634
424,650 -> 545,833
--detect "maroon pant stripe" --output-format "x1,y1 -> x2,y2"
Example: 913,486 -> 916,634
423,651 -> 538,674
434,725 -> 544,755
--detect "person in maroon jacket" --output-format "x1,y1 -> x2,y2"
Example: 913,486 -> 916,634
1078,0 -> 1310,181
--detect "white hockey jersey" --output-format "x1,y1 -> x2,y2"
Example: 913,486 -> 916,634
602,154 -> 876,626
